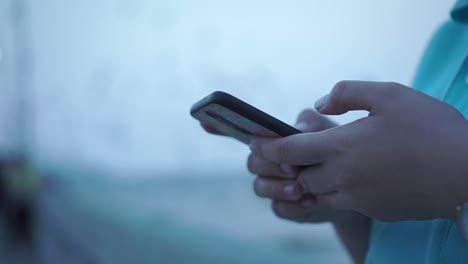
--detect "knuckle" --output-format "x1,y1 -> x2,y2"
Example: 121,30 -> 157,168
273,139 -> 293,163
331,81 -> 349,103
252,177 -> 264,197
246,154 -> 256,174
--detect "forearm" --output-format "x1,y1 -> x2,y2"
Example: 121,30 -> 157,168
332,211 -> 371,264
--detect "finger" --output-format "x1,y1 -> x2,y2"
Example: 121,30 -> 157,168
296,165 -> 339,195
249,131 -> 338,165
247,153 -> 298,179
253,176 -> 303,201
314,81 -> 398,115
271,195 -> 338,223
292,163 -> 351,210
295,109 -> 336,132
200,122 -> 224,135
272,194 -> 348,221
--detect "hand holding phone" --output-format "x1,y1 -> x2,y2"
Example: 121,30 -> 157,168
191,91 -> 301,144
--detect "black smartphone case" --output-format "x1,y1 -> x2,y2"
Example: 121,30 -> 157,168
191,91 -> 301,144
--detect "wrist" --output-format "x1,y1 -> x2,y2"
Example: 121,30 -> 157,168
331,210 -> 366,227
331,210 -> 371,264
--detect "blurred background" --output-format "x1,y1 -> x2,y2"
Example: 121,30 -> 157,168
0,0 -> 453,263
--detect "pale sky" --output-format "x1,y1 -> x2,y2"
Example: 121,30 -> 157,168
0,0 -> 455,176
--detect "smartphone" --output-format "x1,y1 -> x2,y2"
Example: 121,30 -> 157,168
191,91 -> 301,144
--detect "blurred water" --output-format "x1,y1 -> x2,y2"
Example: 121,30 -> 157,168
37,170 -> 349,264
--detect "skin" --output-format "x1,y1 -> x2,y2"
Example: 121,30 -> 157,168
250,81 -> 468,221
201,96 -> 370,263
247,109 -> 371,264
200,80 -> 468,263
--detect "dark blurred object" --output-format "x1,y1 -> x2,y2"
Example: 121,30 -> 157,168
0,159 -> 6,210
7,199 -> 34,244
2,155 -> 38,245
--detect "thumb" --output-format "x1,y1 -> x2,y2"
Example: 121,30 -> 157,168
314,81 -> 390,115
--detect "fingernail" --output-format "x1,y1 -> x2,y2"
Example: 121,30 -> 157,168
280,164 -> 296,178
294,121 -> 309,132
301,198 -> 316,208
283,183 -> 301,195
314,94 -> 330,110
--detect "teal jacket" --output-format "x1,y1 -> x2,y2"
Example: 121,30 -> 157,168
366,1 -> 468,263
